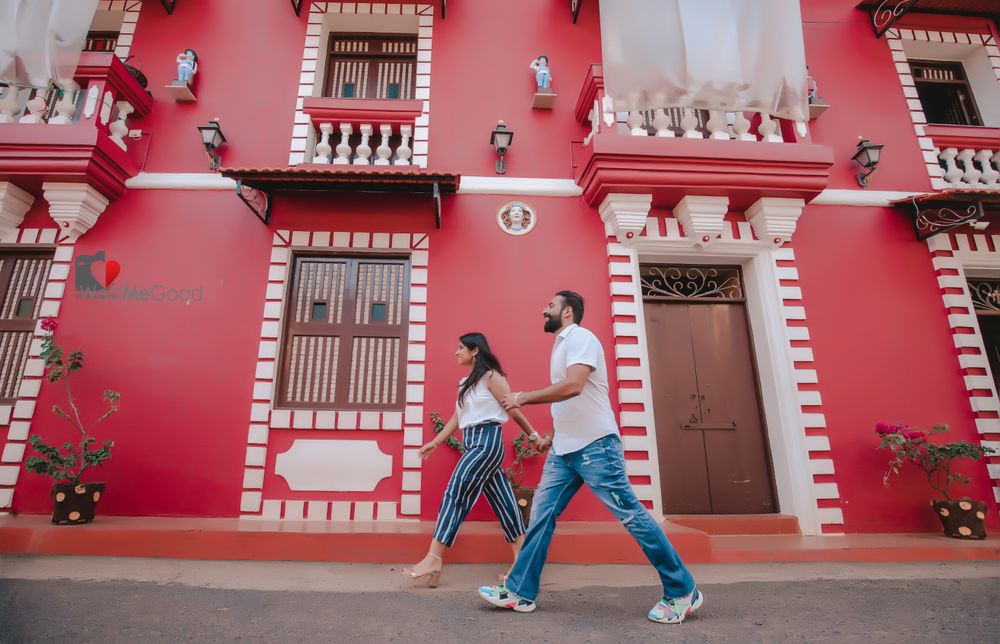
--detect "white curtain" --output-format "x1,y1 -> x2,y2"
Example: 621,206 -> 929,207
0,0 -> 99,88
599,0 -> 809,121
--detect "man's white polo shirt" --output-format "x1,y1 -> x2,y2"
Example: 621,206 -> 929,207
549,324 -> 620,455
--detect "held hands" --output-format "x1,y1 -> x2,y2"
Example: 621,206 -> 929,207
527,432 -> 553,453
500,391 -> 523,411
418,441 -> 438,460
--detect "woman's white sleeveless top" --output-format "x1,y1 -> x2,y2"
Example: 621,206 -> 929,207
456,374 -> 508,428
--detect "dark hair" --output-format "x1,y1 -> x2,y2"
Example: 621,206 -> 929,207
556,290 -> 584,324
538,55 -> 549,63
457,332 -> 505,407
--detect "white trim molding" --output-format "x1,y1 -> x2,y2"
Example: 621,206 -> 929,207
0,228 -> 73,515
126,173 -> 237,190
605,199 -> 843,535
927,232 -> 1000,505
240,229 -> 430,522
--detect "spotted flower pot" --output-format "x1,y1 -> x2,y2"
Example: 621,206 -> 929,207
51,482 -> 106,524
514,487 -> 534,528
931,499 -> 987,539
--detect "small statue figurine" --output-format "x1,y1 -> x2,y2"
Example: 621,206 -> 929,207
176,49 -> 198,85
530,55 -> 552,92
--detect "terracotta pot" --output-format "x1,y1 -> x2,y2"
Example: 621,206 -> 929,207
930,499 -> 987,539
51,482 -> 106,525
514,487 -> 534,527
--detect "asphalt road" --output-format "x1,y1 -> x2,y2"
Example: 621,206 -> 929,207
2,574 -> 998,643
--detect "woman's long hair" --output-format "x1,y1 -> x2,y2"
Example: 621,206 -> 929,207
457,332 -> 505,407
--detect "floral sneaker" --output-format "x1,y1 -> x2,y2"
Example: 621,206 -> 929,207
478,584 -> 537,613
647,587 -> 704,624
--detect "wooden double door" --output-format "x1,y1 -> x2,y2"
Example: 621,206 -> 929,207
641,265 -> 776,515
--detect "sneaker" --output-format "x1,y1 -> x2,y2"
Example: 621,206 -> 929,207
478,584 -> 537,613
647,587 -> 704,624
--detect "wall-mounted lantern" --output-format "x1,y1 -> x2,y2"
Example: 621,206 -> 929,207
490,121 -> 513,175
852,138 -> 884,188
197,118 -> 226,171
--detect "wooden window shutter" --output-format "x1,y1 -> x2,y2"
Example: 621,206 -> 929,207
324,33 -> 418,100
278,254 -> 410,410
0,251 -> 54,402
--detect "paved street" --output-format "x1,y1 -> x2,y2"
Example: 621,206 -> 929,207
2,558 -> 999,642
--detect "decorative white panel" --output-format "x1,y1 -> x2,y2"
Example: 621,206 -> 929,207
274,439 -> 392,491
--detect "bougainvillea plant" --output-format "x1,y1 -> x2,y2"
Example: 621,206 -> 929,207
876,422 -> 993,501
24,318 -> 120,484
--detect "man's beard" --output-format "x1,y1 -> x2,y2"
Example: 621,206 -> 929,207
543,315 -> 561,333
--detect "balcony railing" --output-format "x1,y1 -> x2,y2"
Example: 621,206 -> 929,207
302,97 -> 423,166
576,65 -> 806,146
924,125 -> 1000,189
0,52 -> 152,154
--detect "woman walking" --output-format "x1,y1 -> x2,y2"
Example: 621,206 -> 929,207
402,332 -> 545,587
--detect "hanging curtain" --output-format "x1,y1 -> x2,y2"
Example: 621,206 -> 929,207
599,0 -> 809,121
0,0 -> 99,88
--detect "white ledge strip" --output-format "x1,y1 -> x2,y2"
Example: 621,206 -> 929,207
457,176 -> 583,196
126,173 -> 237,190
809,189 -> 921,207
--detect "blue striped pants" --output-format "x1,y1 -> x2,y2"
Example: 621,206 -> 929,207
432,423 -> 526,548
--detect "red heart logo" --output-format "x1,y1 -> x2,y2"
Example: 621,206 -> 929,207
91,260 -> 121,288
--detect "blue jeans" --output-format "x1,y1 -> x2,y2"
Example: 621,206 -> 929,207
505,434 -> 695,601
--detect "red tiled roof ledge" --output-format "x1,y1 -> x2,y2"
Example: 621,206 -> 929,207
302,97 -> 424,129
219,165 -> 461,192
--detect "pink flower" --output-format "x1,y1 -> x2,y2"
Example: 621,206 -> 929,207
876,422 -> 908,436
902,430 -> 926,441
40,318 -> 58,333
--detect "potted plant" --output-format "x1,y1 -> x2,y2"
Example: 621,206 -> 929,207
504,433 -> 545,527
430,411 -> 464,454
24,318 -> 120,524
876,422 -> 994,539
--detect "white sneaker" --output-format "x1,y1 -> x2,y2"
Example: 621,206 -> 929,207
478,584 -> 537,613
647,587 -> 704,624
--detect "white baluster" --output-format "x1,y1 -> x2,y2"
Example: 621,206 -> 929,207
976,150 -> 998,186
374,124 -> 392,165
733,111 -> 754,141
18,94 -> 48,123
957,149 -> 980,186
48,80 -> 79,124
353,124 -> 373,165
314,123 -> 333,163
758,113 -> 782,142
680,109 -> 702,138
626,111 -> 646,136
601,95 -> 615,127
652,109 -> 674,137
0,86 -> 21,123
108,100 -> 133,151
583,99 -> 600,145
394,125 -> 412,166
706,110 -> 728,140
333,123 -> 353,164
940,148 -> 963,185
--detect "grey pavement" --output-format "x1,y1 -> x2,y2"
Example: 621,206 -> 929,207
1,557 -> 999,642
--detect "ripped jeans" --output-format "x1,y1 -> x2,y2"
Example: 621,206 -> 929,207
505,434 -> 695,602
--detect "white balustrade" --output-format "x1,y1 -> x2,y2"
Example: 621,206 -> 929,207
18,95 -> 49,124
312,121 -> 416,166
0,87 -> 23,123
939,146 -> 1000,188
48,81 -> 80,124
602,99 -> 791,144
108,100 -> 134,150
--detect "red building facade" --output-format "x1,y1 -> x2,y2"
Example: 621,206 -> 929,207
1,0 -> 999,537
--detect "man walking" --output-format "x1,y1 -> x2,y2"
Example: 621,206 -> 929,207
477,291 -> 702,624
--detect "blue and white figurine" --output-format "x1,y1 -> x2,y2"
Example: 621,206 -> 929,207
530,55 -> 552,91
176,49 -> 198,84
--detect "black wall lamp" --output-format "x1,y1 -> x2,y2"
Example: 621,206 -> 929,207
197,118 -> 227,171
490,121 -> 513,175
852,138 -> 884,188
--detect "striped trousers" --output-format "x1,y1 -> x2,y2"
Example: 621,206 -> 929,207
432,423 -> 526,548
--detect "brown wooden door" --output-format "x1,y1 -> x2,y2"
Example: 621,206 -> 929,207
645,300 -> 776,514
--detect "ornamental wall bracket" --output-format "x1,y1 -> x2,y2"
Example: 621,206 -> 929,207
860,0 -> 920,39
598,193 -> 652,245
893,190 -> 999,241
236,180 -> 272,225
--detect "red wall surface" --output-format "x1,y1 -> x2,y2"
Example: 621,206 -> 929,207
9,0 -> 1000,532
